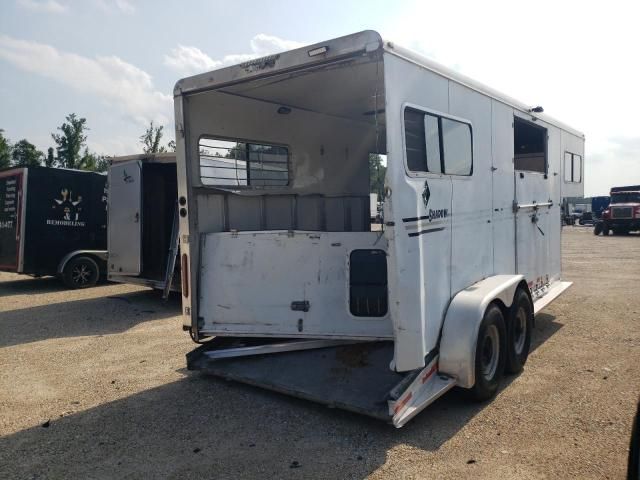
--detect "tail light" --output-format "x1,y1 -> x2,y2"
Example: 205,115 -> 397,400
181,254 -> 189,297
635,206 -> 640,218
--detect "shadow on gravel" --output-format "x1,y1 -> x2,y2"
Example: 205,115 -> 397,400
0,289 -> 181,348
530,312 -> 563,352
0,315 -> 564,479
0,276 -> 105,298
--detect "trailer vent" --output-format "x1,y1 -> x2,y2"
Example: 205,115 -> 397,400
349,249 -> 388,317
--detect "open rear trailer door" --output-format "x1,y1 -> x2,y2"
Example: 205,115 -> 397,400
108,161 -> 142,275
0,170 -> 25,272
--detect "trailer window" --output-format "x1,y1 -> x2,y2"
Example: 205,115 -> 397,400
564,152 -> 582,183
199,138 -> 289,187
441,118 -> 472,175
404,109 -> 428,172
349,249 -> 387,317
404,107 -> 472,176
514,118 -> 547,173
425,115 -> 442,173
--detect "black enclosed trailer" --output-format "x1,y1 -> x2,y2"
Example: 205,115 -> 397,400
0,166 -> 107,288
107,154 -> 180,296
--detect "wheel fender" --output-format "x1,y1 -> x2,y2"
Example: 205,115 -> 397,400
439,274 -> 525,388
57,250 -> 108,274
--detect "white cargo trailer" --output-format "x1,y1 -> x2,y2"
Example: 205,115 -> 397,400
107,153 -> 180,296
174,31 -> 584,427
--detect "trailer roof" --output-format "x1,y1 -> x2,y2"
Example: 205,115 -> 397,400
174,30 -> 584,138
0,165 -> 105,175
110,153 -> 176,164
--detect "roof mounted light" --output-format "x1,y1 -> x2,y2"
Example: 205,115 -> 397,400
308,46 -> 329,57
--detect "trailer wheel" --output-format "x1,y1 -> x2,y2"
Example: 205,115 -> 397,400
505,289 -> 533,374
63,256 -> 99,289
472,304 -> 507,401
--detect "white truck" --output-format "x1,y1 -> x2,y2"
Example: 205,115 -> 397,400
173,31 -> 584,427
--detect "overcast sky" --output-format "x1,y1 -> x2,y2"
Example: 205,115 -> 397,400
0,0 -> 638,196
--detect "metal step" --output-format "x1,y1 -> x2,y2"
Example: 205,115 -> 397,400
533,280 -> 572,314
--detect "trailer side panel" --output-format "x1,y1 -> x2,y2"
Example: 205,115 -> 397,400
23,168 -> 107,276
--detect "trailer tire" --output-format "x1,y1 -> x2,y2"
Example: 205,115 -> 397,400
472,304 -> 507,401
505,289 -> 533,374
62,256 -> 100,289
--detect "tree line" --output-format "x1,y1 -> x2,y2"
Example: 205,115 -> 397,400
0,114 -> 175,172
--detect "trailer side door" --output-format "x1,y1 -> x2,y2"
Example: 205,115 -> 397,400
108,161 -> 142,275
513,115 -> 561,292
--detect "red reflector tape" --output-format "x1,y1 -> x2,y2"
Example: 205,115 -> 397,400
393,392 -> 413,414
421,363 -> 438,384
181,254 -> 189,297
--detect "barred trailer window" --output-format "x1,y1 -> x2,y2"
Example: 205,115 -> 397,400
199,138 -> 289,187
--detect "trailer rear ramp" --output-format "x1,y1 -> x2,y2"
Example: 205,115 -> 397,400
187,339 -> 456,427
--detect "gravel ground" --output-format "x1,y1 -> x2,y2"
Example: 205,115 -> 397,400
0,227 -> 639,479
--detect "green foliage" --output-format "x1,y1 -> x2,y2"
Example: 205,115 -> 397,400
45,147 -> 56,167
369,153 -> 386,198
167,140 -> 176,152
140,121 -> 167,154
80,148 -> 110,173
52,113 -> 88,169
0,129 -> 11,169
11,139 -> 43,167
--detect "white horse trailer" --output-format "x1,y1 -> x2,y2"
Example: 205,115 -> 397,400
107,153 -> 180,296
174,31 -> 584,427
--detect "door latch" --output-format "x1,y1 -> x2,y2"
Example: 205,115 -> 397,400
531,213 -> 545,236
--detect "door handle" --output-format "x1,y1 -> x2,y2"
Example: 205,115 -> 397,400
134,212 -> 139,223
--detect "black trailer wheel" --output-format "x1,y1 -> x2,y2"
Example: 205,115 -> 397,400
63,256 -> 99,289
594,223 -> 603,235
472,304 -> 507,401
505,289 -> 533,374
